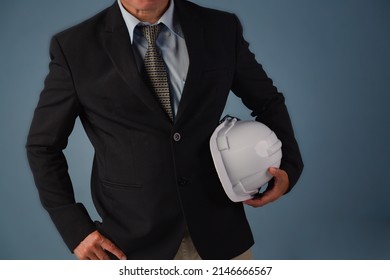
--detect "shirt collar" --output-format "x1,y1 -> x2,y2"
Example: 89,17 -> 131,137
117,0 -> 183,43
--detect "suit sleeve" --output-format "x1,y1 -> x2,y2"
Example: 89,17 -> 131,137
26,36 -> 96,251
230,15 -> 304,191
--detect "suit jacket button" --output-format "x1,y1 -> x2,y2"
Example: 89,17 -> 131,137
178,177 -> 188,186
173,132 -> 181,142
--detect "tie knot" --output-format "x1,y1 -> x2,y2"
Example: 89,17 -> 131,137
141,24 -> 162,45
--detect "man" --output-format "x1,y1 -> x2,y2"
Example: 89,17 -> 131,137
26,0 -> 303,260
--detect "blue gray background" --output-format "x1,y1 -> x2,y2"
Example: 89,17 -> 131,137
1,0 -> 389,259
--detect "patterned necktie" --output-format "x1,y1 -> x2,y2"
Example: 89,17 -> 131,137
141,24 -> 173,121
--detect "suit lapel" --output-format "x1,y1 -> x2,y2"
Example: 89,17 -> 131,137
173,0 -> 205,124
100,2 -> 164,116
100,1 -> 206,124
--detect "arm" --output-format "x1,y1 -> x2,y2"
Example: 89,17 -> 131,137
230,15 -> 304,206
26,36 -> 126,260
26,36 -> 97,251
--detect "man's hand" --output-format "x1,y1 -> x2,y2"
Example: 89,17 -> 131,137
74,230 -> 127,260
244,167 -> 290,208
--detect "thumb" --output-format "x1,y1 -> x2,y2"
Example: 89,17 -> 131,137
267,167 -> 290,194
268,167 -> 279,177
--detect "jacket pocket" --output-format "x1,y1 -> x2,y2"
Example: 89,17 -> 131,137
101,179 -> 143,191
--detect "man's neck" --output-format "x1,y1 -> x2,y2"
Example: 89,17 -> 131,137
120,0 -> 170,24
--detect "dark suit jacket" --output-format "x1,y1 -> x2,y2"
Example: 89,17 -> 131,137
26,0 -> 303,259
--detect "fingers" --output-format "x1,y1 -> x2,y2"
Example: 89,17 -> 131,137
243,167 -> 290,208
100,238 -> 127,260
74,230 -> 127,260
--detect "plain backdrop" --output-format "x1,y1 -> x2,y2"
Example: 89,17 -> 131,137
1,0 -> 389,259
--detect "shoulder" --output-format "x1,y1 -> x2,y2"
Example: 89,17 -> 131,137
177,0 -> 238,23
176,0 -> 241,36
53,3 -> 117,47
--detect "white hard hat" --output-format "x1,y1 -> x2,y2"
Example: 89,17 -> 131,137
210,116 -> 282,202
